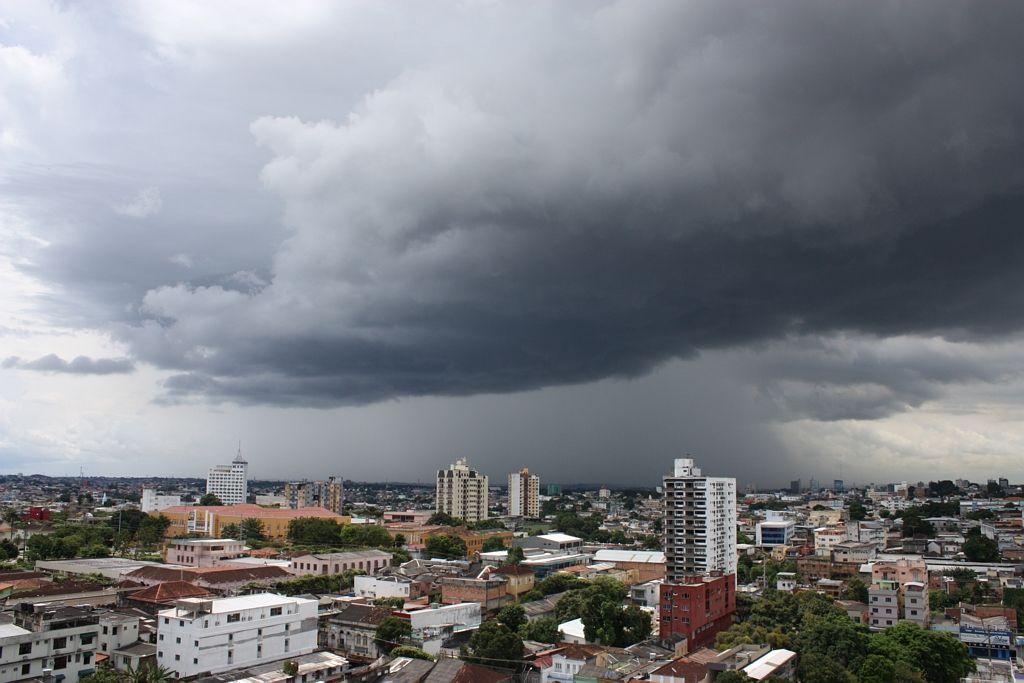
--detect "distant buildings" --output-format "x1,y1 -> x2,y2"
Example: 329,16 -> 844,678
156,594 -> 318,677
159,503 -> 348,540
207,450 -> 248,505
289,550 -> 392,577
547,483 -> 562,496
663,457 -> 737,581
436,459 -> 488,522
283,476 -> 344,514
508,468 -> 540,518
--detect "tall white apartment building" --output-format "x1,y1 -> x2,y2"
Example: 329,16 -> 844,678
436,459 -> 489,522
157,594 -> 317,678
663,457 -> 737,582
207,450 -> 248,505
508,468 -> 540,517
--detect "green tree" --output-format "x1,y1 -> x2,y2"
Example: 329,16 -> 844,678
869,622 -> 974,683
857,654 -> 895,683
520,616 -> 559,643
508,545 -> 525,565
962,528 -> 1000,562
497,604 -> 527,632
138,515 -> 171,547
287,517 -> 343,545
794,612 -> 869,670
424,533 -> 467,559
198,493 -> 223,506
840,577 -> 869,603
426,511 -> 462,526
714,672 -> 752,683
221,523 -> 241,538
799,652 -> 856,683
577,578 -> 651,646
482,536 -> 507,552
390,646 -> 434,661
374,616 -> 412,653
0,538 -> 18,560
340,523 -> 393,547
240,518 -> 267,541
900,510 -> 934,537
467,619 -> 524,665
392,533 -> 407,548
848,500 -> 867,521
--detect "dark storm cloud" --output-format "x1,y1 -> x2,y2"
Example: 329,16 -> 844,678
2,354 -> 135,375
12,1 -> 1024,416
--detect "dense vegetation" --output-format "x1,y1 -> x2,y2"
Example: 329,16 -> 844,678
715,589 -> 974,683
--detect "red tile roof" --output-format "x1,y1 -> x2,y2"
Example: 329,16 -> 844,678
127,581 -> 212,604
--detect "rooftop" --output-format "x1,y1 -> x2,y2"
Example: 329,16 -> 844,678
593,549 -> 666,563
537,533 -> 582,543
160,593 -> 313,617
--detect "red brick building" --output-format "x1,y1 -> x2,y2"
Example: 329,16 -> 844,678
659,574 -> 735,650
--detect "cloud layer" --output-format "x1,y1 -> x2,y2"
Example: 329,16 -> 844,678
115,1 -> 1024,409
2,1 -> 1024,483
2,354 -> 135,375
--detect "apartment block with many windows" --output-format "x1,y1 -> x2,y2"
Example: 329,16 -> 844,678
436,459 -> 488,522
156,594 -> 317,678
662,457 -> 737,582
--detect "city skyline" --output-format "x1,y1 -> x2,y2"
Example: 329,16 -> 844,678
3,2 -> 1024,486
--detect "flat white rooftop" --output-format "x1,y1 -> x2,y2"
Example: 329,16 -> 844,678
0,624 -> 31,638
538,533 -> 582,543
161,593 -> 313,616
593,549 -> 665,564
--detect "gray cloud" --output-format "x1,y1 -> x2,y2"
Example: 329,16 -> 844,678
2,354 -> 135,375
112,0 -> 1024,410
6,1 -> 1024,427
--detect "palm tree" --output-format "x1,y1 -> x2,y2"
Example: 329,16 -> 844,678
2,508 -> 19,542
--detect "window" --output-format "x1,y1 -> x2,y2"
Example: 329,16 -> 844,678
53,656 -> 67,670
227,613 -> 241,623
22,664 -> 30,676
175,655 -> 180,661
102,626 -> 109,635
53,637 -> 67,649
112,627 -> 118,635
175,637 -> 181,644
193,659 -> 198,665
270,607 -> 282,617
19,643 -> 32,655
84,653 -> 92,665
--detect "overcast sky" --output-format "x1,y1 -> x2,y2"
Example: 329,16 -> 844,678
3,1 -> 1024,487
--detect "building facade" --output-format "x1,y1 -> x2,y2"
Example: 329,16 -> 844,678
290,550 -> 393,576
283,477 -> 344,515
157,594 -> 317,678
164,539 -> 247,567
663,457 -> 737,581
158,504 -> 349,541
508,468 -> 540,518
207,452 -> 248,505
140,489 -> 183,513
659,573 -> 736,650
436,459 -> 489,522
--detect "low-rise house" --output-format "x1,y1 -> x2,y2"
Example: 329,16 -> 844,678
742,649 -> 798,680
352,574 -> 414,601
290,550 -> 392,577
322,602 -> 393,659
492,564 -> 535,598
440,574 -> 510,614
516,533 -> 584,553
406,602 -> 481,655
591,549 -> 666,582
122,580 -> 213,613
163,538 -> 247,567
